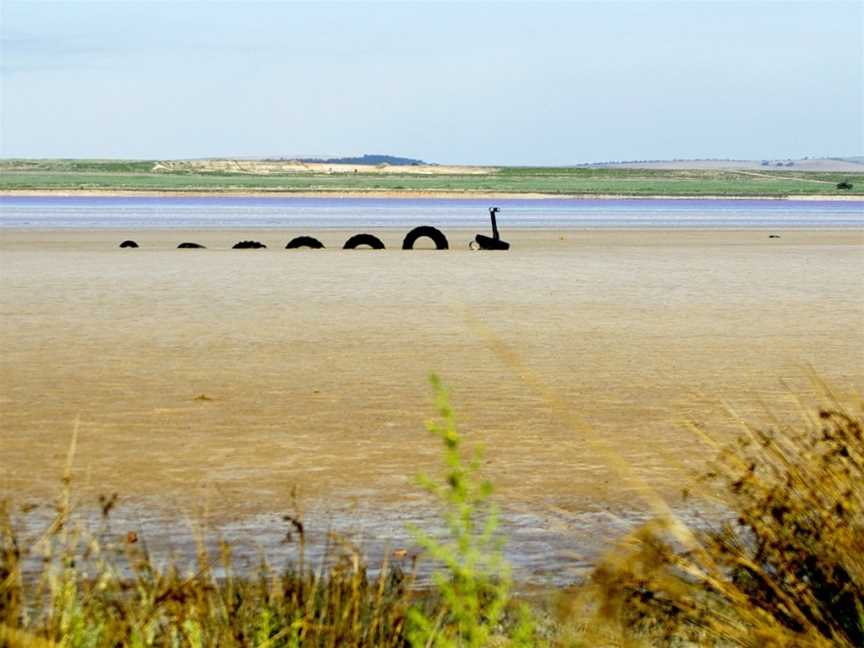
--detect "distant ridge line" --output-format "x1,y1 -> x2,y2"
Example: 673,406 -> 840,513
292,154 -> 427,166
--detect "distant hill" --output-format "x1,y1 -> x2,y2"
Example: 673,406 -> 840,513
296,154 -> 427,166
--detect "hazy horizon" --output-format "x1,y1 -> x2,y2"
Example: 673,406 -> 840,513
1,1 -> 862,164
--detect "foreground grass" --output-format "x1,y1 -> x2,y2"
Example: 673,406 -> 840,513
575,405 -> 864,646
0,378 -> 532,647
1,380 -> 862,646
1,160 -> 862,196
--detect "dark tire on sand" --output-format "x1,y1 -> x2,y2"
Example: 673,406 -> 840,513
343,233 -> 385,250
178,242 -> 206,249
402,226 -> 449,250
473,234 -> 510,250
233,240 -> 267,249
286,236 -> 325,249
119,240 -> 139,248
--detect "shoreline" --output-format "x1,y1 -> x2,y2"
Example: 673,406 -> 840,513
2,189 -> 863,201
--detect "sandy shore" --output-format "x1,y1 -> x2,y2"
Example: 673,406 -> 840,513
2,189 -> 862,200
1,228 -> 863,575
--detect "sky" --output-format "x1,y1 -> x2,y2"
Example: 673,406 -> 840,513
0,1 -> 861,165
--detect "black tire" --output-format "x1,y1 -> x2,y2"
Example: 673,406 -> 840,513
343,233 -> 385,250
178,242 -> 206,249
119,240 -> 139,248
473,234 -> 510,250
402,226 -> 449,250
233,240 -> 267,249
286,236 -> 325,249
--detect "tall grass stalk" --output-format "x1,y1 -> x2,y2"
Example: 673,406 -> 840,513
1,423 -> 417,646
0,380 -> 536,647
406,375 -> 535,647
577,405 -> 864,646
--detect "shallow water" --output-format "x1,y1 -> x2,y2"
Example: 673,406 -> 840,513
1,217 -> 863,584
1,195 -> 862,229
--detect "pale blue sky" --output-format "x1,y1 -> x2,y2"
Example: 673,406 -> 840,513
1,1 -> 861,164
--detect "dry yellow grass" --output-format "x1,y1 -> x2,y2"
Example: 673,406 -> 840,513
566,401 -> 864,646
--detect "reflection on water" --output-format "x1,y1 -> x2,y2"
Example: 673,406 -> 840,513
1,195 -> 862,229
14,498 -> 714,587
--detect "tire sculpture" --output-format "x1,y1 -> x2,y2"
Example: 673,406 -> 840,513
130,208 -> 508,253
473,234 -> 510,250
285,236 -> 325,249
233,240 -> 267,249
343,233 -> 385,250
472,207 -> 510,250
402,226 -> 449,250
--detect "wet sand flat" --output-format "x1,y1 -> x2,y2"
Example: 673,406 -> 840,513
1,229 -> 863,526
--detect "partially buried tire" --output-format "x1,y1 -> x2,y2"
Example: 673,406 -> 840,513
233,240 -> 266,249
119,240 -> 139,248
402,226 -> 449,250
343,233 -> 385,250
178,242 -> 206,249
286,236 -> 325,249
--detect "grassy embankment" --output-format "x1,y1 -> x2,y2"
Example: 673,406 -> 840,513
1,159 -> 862,197
2,376 -> 862,646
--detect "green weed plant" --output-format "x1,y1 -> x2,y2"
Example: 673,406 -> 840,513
1,379 -> 862,647
406,375 -> 534,647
